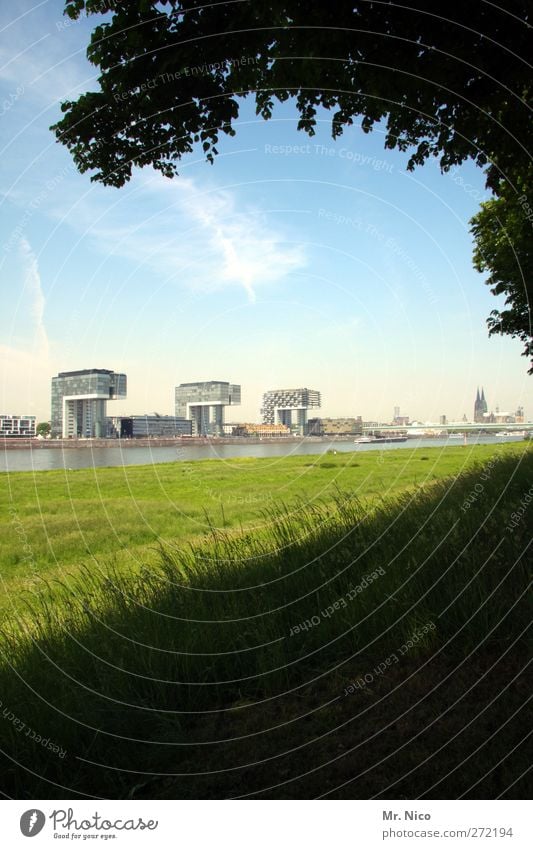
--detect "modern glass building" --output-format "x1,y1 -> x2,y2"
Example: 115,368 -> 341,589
261,388 -> 321,435
109,415 -> 192,438
51,369 -> 127,438
175,381 -> 241,436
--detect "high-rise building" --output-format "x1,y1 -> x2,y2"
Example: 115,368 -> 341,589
393,406 -> 409,426
51,369 -> 127,438
175,381 -> 241,436
261,388 -> 321,435
474,387 -> 488,423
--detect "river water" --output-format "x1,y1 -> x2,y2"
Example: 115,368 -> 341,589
0,435 -> 524,473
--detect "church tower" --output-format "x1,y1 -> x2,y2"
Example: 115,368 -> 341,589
480,387 -> 488,418
474,387 -> 488,423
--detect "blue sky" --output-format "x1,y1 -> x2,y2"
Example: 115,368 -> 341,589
1,2 -> 530,424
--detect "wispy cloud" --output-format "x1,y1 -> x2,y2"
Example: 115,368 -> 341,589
44,173 -> 307,301
19,236 -> 48,357
0,237 -> 51,414
161,177 -> 306,300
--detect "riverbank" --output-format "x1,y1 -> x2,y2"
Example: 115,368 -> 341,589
2,435 -> 321,449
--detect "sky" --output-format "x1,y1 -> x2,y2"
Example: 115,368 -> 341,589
1,2 -> 531,425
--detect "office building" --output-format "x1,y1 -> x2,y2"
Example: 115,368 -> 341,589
230,422 -> 290,438
109,415 -> 192,438
51,369 -> 127,438
393,406 -> 409,426
308,417 -> 363,436
261,388 -> 321,435
0,414 -> 36,438
175,380 -> 241,436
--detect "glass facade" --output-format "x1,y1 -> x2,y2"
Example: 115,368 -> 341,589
51,369 -> 127,438
109,415 -> 192,438
175,381 -> 241,436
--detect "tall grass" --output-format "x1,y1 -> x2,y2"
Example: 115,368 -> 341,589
1,442 -> 527,614
0,450 -> 530,798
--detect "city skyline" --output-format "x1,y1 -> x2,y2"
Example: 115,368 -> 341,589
34,370 -> 533,431
1,3 -> 531,425
1,366 -> 530,428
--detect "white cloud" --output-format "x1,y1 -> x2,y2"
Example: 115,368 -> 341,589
44,172 -> 307,301
170,178 -> 305,300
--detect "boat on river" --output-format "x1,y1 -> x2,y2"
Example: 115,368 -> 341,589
354,436 -> 408,444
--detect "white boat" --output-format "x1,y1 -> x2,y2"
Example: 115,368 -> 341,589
448,433 -> 465,439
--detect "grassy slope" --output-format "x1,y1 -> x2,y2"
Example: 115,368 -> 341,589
0,445 -> 530,799
0,442 -> 527,616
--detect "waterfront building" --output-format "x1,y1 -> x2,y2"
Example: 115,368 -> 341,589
483,409 -> 516,424
261,388 -> 321,435
175,380 -> 241,436
307,417 -> 324,436
230,422 -> 291,438
474,387 -> 488,423
51,369 -> 127,438
0,414 -> 36,438
109,414 -> 192,438
308,417 -> 363,436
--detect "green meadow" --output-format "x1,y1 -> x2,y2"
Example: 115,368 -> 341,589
0,441 -> 531,799
0,442 -> 528,616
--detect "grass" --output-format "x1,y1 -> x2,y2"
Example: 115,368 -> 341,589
0,441 -> 528,617
0,443 -> 530,799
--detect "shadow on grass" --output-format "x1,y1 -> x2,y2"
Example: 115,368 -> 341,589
0,450 -> 531,799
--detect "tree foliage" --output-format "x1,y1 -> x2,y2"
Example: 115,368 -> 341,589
471,166 -> 533,372
51,0 -> 532,368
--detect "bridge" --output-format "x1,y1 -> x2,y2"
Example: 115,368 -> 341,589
363,423 -> 532,434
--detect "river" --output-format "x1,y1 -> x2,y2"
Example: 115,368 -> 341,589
0,434 -> 525,473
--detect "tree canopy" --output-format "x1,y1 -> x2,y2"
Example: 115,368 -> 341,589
52,0 -> 532,370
